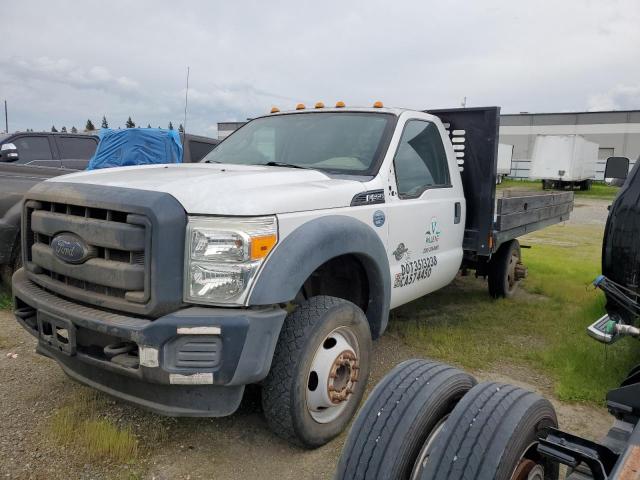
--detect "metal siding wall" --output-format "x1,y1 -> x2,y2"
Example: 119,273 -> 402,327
499,111 -> 640,180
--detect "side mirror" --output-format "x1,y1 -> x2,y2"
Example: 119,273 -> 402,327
604,156 -> 629,182
0,143 -> 19,162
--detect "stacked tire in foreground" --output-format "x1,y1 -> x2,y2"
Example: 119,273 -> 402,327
337,359 -> 559,480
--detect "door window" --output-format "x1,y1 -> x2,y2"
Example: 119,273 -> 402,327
57,136 -> 98,159
394,120 -> 450,198
14,136 -> 53,162
188,140 -> 217,162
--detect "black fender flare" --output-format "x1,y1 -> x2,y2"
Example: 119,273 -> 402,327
249,215 -> 391,338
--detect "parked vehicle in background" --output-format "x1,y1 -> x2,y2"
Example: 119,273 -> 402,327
11,105 -> 571,448
181,133 -> 219,162
497,143 -> 513,183
0,131 -> 218,285
530,134 -> 598,190
0,131 -> 99,169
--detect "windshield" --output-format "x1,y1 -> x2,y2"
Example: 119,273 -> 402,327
202,112 -> 396,175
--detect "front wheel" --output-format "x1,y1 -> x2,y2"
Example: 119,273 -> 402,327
261,295 -> 372,448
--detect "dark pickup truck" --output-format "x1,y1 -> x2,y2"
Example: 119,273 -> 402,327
0,132 -> 219,284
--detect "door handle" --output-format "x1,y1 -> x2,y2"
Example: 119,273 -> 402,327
454,202 -> 461,224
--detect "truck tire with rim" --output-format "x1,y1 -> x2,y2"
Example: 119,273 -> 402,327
488,239 -> 522,298
335,359 -> 476,480
421,382 -> 559,480
1,244 -> 21,287
261,295 -> 372,448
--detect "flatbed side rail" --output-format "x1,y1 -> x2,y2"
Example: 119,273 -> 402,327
493,191 -> 574,246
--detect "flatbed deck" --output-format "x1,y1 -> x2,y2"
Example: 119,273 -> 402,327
493,190 -> 574,248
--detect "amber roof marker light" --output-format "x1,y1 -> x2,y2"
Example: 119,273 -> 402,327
296,103 -> 306,110
270,107 -> 280,114
315,102 -> 325,109
373,101 -> 384,108
335,101 -> 346,108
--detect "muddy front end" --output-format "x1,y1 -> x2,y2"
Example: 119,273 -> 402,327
12,181 -> 285,416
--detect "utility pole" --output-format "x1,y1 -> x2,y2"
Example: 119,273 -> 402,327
182,66 -> 190,151
4,100 -> 7,133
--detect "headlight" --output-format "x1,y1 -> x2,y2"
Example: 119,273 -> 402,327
184,216 -> 277,305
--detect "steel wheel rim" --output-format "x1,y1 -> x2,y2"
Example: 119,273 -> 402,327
510,443 -> 545,480
409,415 -> 449,480
507,250 -> 519,292
306,326 -> 360,424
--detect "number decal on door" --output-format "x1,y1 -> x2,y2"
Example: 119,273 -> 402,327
394,255 -> 438,288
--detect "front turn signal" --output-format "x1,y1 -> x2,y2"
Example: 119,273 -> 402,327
251,234 -> 277,260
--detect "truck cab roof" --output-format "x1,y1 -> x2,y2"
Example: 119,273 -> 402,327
263,106 -> 425,118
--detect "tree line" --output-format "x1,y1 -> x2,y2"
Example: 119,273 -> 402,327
50,116 -> 184,133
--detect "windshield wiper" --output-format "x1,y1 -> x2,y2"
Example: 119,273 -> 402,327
263,161 -> 310,170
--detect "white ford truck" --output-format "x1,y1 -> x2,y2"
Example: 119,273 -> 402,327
12,105 -> 573,447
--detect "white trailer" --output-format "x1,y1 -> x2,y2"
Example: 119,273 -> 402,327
496,143 -> 513,182
529,134 -> 598,190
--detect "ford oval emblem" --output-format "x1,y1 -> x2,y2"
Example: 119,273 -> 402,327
51,233 -> 93,264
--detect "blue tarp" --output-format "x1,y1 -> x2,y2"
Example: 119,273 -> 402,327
86,128 -> 183,170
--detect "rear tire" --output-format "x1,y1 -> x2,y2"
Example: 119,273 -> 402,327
1,244 -> 21,287
579,179 -> 592,191
261,295 -> 372,448
488,240 -> 523,298
421,382 -> 559,480
335,359 -> 476,480
541,180 -> 552,190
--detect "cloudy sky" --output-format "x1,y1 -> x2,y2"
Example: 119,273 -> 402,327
2,0 -> 639,136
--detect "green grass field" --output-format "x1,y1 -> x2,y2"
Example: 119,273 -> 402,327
498,178 -> 619,200
388,223 -> 640,404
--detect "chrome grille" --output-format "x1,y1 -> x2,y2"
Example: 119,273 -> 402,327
25,200 -> 150,310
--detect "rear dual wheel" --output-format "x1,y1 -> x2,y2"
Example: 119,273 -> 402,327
335,359 -> 476,480
336,365 -> 559,480
421,382 -> 559,480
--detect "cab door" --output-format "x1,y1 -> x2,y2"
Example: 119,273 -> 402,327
386,118 -> 464,308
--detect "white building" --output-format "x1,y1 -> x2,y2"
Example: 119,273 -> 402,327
500,110 -> 640,180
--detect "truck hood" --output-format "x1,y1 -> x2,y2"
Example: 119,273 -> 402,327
47,163 -> 365,215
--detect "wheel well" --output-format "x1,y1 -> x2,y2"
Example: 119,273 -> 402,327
299,254 -> 369,314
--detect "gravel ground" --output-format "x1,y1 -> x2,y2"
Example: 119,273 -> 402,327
0,194 -> 616,480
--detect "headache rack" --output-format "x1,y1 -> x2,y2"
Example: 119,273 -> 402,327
426,106 -> 573,257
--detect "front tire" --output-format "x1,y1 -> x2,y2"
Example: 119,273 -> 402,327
421,382 -> 559,480
261,295 -> 372,448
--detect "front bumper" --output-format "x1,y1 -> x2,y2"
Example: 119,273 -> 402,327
12,268 -> 286,416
